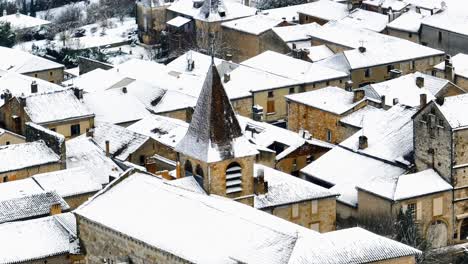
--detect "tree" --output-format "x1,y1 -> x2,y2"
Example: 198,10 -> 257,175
0,22 -> 16,47
29,0 -> 36,17
395,209 -> 431,263
256,0 -> 307,10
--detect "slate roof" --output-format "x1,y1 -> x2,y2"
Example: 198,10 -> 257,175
0,46 -> 63,74
0,141 -> 60,174
24,89 -> 94,124
175,60 -> 258,162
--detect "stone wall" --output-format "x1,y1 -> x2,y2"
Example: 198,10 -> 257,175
371,256 -> 416,264
420,25 -> 468,56
78,57 -> 114,75
0,163 -> 62,182
386,28 -> 420,43
0,131 -> 25,145
25,122 -> 66,163
24,68 -> 64,84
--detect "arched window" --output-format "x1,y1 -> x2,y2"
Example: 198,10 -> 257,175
194,164 -> 204,186
184,160 -> 193,176
226,162 -> 242,194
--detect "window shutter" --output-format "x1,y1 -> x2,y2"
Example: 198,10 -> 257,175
267,100 -> 275,113
311,200 -> 318,214
433,197 -> 443,216
416,201 -> 422,221
292,204 -> 299,218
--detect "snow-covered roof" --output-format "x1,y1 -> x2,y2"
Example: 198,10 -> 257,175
434,53 -> 468,79
76,172 -> 420,263
82,87 -> 150,125
272,22 -> 321,43
0,178 -> 43,201
23,89 -> 94,125
0,46 -> 63,74
0,71 -> 64,107
127,115 -> 189,150
221,14 -> 282,35
387,10 -> 425,33
303,44 -> 334,62
307,21 -> 444,69
168,0 -> 256,22
32,167 -> 103,198
285,86 -> 365,115
0,190 -> 69,224
338,8 -> 389,32
254,164 -> 338,209
166,176 -> 206,194
0,141 -> 60,174
63,68 -> 132,94
340,105 -> 386,128
363,72 -> 451,108
166,16 -> 192,27
0,213 -> 78,264
358,169 -> 452,201
435,94 -> 468,129
340,104 -> 416,165
362,0 -> 409,11
261,3 -> 310,22
421,8 -> 468,36
242,50 -> 348,83
301,146 -> 407,207
88,122 -> 150,161
0,13 -> 50,30
175,61 -> 258,163
297,0 -> 348,22
66,136 -> 122,184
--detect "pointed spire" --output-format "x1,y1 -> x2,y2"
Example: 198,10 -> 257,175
175,56 -> 256,163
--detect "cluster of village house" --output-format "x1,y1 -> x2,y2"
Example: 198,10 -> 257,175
1,0 -> 468,263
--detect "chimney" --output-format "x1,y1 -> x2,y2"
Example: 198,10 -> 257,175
380,95 -> 386,108
420,93 -> 427,108
31,81 -> 38,93
358,135 -> 368,149
225,53 -> 233,61
416,76 -> 424,88
86,128 -> 94,137
353,89 -> 365,102
345,80 -> 353,91
49,203 -> 62,215
358,46 -> 366,53
436,97 -> 445,105
122,87 -> 127,93
105,140 -> 110,157
224,73 -> 230,83
176,161 -> 181,179
1,89 -> 12,104
187,59 -> 195,71
2,10 -> 6,16
389,69 -> 402,79
254,168 -> 268,195
445,62 -> 455,82
72,87 -> 83,99
292,43 -> 297,50
393,98 -> 399,105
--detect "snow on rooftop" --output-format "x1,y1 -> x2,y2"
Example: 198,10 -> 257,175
340,104 -> 416,164
165,176 -> 206,194
434,53 -> 468,79
272,22 -> 321,43
0,46 -> 63,74
340,105 -> 386,128
66,136 -> 122,184
63,68 -> 131,94
221,14 -> 282,35
261,3 -> 309,22
303,44 -> 334,62
89,122 -> 150,161
167,16 -> 192,27
301,146 -> 407,207
32,167 -> 103,198
24,89 -> 94,124
0,213 -> 77,263
297,0 -> 348,22
242,51 -> 347,83
0,13 -> 50,29
422,8 -> 468,36
168,0 -> 256,22
0,178 -> 43,201
127,115 -> 189,149
338,8 -> 389,32
254,164 -> 338,209
435,94 -> 468,129
285,86 -> 365,115
362,0 -> 409,11
387,10 -> 425,33
0,141 -> 60,173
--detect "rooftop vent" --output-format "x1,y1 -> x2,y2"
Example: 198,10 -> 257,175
358,46 -> 366,53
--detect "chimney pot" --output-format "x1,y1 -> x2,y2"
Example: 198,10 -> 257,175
416,76 -> 424,88
224,73 -> 230,83
420,93 -> 427,108
31,81 -> 38,93
436,97 -> 445,105
345,80 -> 353,91
105,140 -> 110,157
353,89 -> 365,103
380,95 -> 386,108
122,87 -> 127,93
393,98 -> 399,105
358,46 -> 366,53
358,135 -> 368,149
86,128 -> 94,138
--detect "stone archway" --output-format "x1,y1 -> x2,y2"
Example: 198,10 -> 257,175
460,218 -> 468,241
427,220 -> 448,248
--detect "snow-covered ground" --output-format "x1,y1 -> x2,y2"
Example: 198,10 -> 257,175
36,0 -> 100,21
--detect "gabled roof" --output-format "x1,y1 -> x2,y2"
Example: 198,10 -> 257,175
221,14 -> 283,35
297,0 -> 348,22
421,7 -> 468,36
338,8 -> 389,32
272,22 -> 321,43
434,53 -> 468,79
0,46 -> 63,74
23,89 -> 94,124
0,141 -> 60,174
434,94 -> 468,129
340,105 -> 386,128
387,10 -> 425,33
175,60 -> 258,162
0,213 -> 78,264
362,0 -> 409,11
168,0 -> 256,22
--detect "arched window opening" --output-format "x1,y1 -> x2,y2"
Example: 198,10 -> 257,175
184,160 -> 193,176
194,164 -> 204,186
226,162 -> 242,194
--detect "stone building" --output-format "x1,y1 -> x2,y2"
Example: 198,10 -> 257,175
386,10 -> 424,43
75,170 -> 421,264
297,0 -> 348,25
0,46 -> 64,83
136,0 -> 172,45
0,127 -> 24,145
286,86 -> 370,144
361,0 -> 409,14
0,89 -> 95,138
433,53 -> 468,91
413,94 -> 468,242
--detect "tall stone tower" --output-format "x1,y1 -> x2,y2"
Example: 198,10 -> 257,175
175,56 -> 258,205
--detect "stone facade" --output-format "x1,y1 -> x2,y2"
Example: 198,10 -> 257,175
136,2 -> 170,45
420,24 -> 468,56
434,69 -> 468,91
0,130 -> 25,145
25,67 -> 64,84
371,256 -> 416,264
0,162 -> 62,183
65,193 -> 98,210
25,122 -> 66,162
298,13 -> 329,25
386,28 -> 420,44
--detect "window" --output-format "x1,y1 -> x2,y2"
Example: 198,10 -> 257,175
310,222 -> 320,232
438,118 -> 444,127
387,64 -> 394,73
406,203 -> 416,219
194,164 -> 204,186
410,60 -> 415,70
5,141 -> 10,145
433,197 -> 443,216
268,91 -> 274,98
292,204 -> 299,218
34,74 -> 38,77
2,176 -> 7,182
326,81 -> 330,86
311,200 -> 318,214
139,155 -> 145,165
409,33 -> 412,38
226,163 -> 242,194
289,87 -> 295,94
70,124 -> 80,136
49,71 -> 53,76
364,68 -> 371,78
50,128 -> 56,132
438,31 -> 442,43
326,129 -> 332,142
267,100 -> 275,114
184,160 -> 193,176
